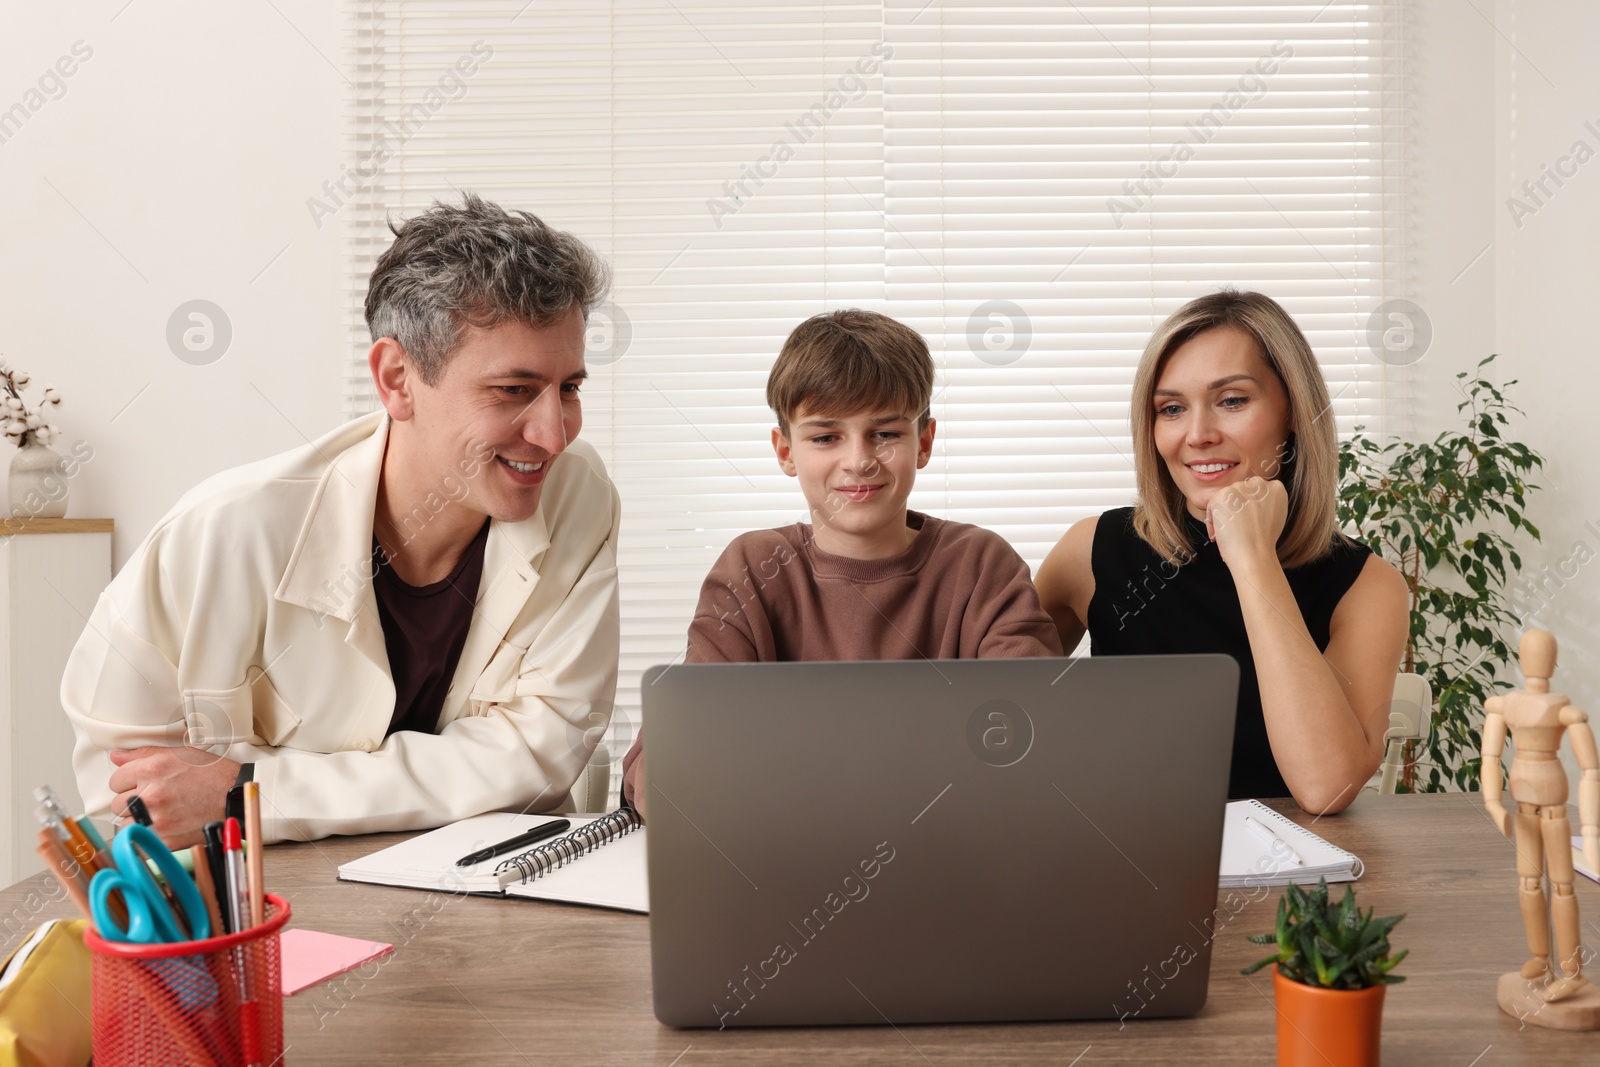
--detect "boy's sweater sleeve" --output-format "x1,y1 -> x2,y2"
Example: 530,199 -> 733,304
974,541 -> 1066,658
621,538 -> 770,816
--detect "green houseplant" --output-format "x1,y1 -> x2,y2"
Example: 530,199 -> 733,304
1337,355 -> 1544,791
1243,879 -> 1407,1067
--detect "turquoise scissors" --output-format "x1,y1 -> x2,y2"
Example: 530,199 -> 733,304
89,823 -> 212,944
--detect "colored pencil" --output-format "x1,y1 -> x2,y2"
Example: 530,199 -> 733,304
35,832 -> 92,921
191,850 -> 226,941
243,782 -> 265,929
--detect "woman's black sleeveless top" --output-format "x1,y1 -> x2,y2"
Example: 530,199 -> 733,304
1086,506 -> 1372,800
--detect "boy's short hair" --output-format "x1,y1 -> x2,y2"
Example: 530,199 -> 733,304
767,309 -> 934,434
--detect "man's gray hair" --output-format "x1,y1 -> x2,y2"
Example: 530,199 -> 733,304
364,192 -> 611,384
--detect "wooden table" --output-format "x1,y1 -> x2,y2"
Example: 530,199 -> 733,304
6,793 -> 1599,1064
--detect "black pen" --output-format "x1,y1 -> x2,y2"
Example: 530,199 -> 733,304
127,796 -> 152,826
456,819 -> 571,867
203,821 -> 231,933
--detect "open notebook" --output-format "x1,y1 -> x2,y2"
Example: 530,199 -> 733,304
1219,799 -> 1364,888
337,809 -> 648,913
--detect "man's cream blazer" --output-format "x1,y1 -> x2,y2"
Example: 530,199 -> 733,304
61,411 -> 621,842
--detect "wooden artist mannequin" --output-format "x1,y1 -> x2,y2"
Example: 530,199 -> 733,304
1482,629 -> 1600,1030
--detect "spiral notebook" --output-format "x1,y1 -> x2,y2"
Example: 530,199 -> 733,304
1218,799 -> 1364,888
336,809 -> 648,913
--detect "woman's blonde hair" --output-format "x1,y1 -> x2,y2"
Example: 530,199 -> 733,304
1130,290 -> 1339,569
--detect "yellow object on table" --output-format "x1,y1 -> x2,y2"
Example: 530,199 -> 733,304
0,919 -> 91,1067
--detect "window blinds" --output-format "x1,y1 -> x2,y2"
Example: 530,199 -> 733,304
342,0 -> 1407,807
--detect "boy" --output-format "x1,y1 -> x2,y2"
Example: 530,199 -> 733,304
621,309 -> 1061,816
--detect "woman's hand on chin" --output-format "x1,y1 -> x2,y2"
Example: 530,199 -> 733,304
1205,476 -> 1288,573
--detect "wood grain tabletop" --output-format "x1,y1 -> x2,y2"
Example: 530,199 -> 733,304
6,792 -> 1598,1065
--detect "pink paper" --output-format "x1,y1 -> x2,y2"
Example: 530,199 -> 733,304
279,928 -> 395,996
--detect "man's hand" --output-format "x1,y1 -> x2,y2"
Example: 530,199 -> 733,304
108,747 -> 240,850
1207,476 -> 1288,572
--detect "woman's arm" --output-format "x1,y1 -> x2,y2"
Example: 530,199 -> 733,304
1035,516 -> 1099,655
1213,479 -> 1409,814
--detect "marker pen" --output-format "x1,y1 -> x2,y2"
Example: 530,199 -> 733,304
224,817 -> 249,933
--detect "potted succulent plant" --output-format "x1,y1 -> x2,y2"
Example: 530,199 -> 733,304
1243,879 -> 1407,1067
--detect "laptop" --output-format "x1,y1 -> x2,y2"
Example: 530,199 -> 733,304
641,654 -> 1239,1029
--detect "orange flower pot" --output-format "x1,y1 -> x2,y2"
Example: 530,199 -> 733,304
1271,969 -> 1387,1067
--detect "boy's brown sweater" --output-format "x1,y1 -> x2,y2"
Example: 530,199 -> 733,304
620,511 -> 1062,813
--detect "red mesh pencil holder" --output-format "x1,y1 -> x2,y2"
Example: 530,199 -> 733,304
84,893 -> 291,1067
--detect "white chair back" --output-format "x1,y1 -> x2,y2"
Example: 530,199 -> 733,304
554,741 -> 613,813
1378,672 -> 1432,794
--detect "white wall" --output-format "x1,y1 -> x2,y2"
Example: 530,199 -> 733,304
1489,0 -> 1600,776
0,0 -> 346,566
1410,0 -> 1600,784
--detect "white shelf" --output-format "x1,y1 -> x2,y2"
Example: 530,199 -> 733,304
0,520 -> 111,885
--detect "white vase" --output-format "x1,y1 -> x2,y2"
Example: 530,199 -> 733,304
8,439 -> 69,519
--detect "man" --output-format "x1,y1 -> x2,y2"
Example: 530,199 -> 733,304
62,194 -> 620,846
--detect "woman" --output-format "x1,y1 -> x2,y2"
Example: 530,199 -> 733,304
1036,290 -> 1408,814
